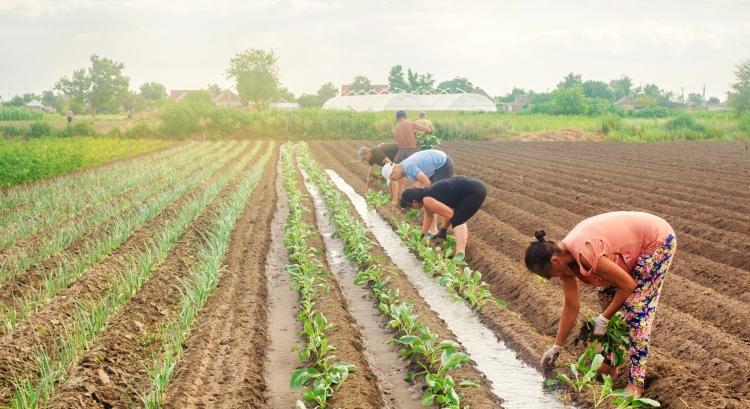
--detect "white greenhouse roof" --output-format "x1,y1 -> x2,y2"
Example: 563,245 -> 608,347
322,93 -> 496,112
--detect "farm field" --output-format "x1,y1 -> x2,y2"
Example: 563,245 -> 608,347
1,138 -> 749,409
309,139 -> 750,409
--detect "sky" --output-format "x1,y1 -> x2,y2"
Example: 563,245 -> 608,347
1,0 -> 749,100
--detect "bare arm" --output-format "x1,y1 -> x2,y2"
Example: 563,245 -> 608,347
414,171 -> 432,187
590,256 -> 636,319
420,208 -> 435,235
414,123 -> 431,133
423,197 -> 454,229
555,275 -> 581,346
365,165 -> 373,189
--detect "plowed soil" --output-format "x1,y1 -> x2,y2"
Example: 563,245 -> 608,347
309,139 -> 750,409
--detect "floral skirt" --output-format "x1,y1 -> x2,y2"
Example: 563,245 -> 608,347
597,233 -> 677,387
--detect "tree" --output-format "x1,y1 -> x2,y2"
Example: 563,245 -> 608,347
121,91 -> 146,112
208,83 -> 222,96
139,82 -> 167,100
226,48 -> 280,107
297,93 -> 320,108
437,77 -> 473,93
557,73 -> 582,90
582,80 -> 613,100
316,82 -> 338,102
388,65 -> 408,92
552,86 -> 588,115
41,90 -> 64,113
610,75 -> 633,99
88,55 -> 130,115
688,92 -> 705,106
54,55 -> 129,115
55,68 -> 90,114
728,60 -> 750,115
708,96 -> 721,105
349,75 -> 374,94
275,86 -> 295,102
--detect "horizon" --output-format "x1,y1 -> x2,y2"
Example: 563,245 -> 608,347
1,0 -> 749,100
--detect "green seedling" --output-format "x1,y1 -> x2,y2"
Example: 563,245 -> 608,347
576,312 -> 629,367
366,190 -> 390,208
557,346 -> 603,393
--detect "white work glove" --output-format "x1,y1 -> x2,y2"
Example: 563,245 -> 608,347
593,314 -> 609,336
541,345 -> 562,369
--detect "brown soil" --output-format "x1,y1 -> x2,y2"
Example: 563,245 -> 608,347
0,142 -> 258,406
44,142 -> 267,408
290,156 -> 386,409
309,139 -> 750,409
161,145 -> 278,409
0,143 -> 234,323
516,128 -> 603,141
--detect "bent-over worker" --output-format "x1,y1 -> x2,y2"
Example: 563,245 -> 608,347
357,143 -> 399,190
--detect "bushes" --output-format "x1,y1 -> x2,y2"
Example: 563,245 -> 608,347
0,121 -> 96,138
28,122 -> 54,138
739,112 -> 750,134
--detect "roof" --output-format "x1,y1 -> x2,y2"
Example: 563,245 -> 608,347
341,84 -> 389,96
24,99 -> 44,108
170,90 -> 202,101
323,93 -> 496,112
212,89 -> 240,103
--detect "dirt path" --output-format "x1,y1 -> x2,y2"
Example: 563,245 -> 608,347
302,169 -> 424,409
162,145 -> 279,409
263,154 -> 302,408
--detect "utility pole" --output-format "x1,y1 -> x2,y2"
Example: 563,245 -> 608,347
702,85 -> 706,109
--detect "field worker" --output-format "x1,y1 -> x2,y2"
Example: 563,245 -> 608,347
525,211 -> 676,398
392,110 -> 430,163
414,111 -> 433,136
357,143 -> 399,190
399,176 -> 486,257
383,149 -> 454,188
66,110 -> 74,124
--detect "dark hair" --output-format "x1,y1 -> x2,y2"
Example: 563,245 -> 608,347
524,230 -> 557,278
399,187 -> 427,208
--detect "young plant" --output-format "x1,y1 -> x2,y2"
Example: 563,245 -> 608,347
365,190 -> 390,208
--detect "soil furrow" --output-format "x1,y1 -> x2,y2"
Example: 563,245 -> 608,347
0,142 -> 257,405
162,145 -> 278,409
44,142 -> 267,408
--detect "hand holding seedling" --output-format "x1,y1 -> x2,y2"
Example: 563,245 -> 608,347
541,344 -> 562,370
593,314 -> 609,336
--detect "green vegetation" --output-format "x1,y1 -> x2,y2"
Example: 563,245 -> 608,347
0,137 -> 170,187
0,107 -> 44,121
297,143 -> 479,408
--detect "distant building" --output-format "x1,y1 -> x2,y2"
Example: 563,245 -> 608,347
341,84 -> 389,96
499,95 -> 530,112
269,102 -> 300,110
24,99 -> 45,111
212,89 -> 243,109
615,96 -> 636,111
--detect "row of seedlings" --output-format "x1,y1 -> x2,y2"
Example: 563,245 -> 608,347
392,221 -> 502,310
0,142 -> 239,333
296,144 -> 480,409
141,142 -> 275,407
280,146 -> 354,409
5,142 -> 260,409
0,143 -> 233,288
0,142 -> 194,245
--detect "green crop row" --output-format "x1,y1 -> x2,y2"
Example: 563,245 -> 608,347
141,142 -> 273,408
0,107 -> 44,121
295,143 -> 480,409
280,146 -> 354,409
4,143 -> 256,408
0,142 -> 247,334
0,137 -> 171,188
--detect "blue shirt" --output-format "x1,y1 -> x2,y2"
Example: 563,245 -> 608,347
400,149 -> 447,180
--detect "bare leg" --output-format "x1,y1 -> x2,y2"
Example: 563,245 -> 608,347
453,223 -> 468,255
390,181 -> 398,206
428,215 -> 438,235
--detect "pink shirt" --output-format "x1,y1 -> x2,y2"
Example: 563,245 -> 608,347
561,212 -> 673,285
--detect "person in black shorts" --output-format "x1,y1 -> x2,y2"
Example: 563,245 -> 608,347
357,143 -> 398,190
399,176 -> 487,257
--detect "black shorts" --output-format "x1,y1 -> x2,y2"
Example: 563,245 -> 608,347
451,182 -> 486,227
429,158 -> 454,183
394,148 -> 419,164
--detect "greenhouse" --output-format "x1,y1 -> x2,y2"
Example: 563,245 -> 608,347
322,93 -> 496,112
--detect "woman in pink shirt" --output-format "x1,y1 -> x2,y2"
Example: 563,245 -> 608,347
524,211 -> 676,397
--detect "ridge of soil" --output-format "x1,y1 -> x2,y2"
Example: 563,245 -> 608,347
309,139 -> 750,409
162,145 -> 278,409
45,142 -> 266,408
0,142 -> 258,405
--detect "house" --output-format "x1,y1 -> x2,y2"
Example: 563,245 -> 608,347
24,99 -> 46,111
615,96 -> 636,111
341,84 -> 389,96
212,89 -> 243,108
498,95 -> 530,112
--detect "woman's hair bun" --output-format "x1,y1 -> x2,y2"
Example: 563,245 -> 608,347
533,230 -> 546,242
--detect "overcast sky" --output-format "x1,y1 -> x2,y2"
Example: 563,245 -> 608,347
1,0 -> 749,100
